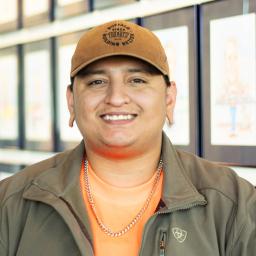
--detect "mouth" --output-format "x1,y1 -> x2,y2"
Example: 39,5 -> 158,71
100,113 -> 137,122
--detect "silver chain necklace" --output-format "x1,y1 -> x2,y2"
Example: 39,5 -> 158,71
83,158 -> 163,237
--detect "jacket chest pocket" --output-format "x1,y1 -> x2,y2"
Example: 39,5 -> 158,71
140,227 -> 221,256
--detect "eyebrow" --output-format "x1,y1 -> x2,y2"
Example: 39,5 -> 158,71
77,69 -> 106,76
77,67 -> 158,77
126,68 -> 156,74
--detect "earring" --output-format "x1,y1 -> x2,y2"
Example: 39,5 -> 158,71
166,115 -> 174,126
69,116 -> 75,127
170,81 -> 176,87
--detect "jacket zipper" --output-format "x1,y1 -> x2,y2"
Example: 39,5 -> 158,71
159,231 -> 167,256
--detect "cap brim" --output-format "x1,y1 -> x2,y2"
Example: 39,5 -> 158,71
70,52 -> 168,78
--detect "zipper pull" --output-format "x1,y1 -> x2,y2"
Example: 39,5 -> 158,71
159,231 -> 167,256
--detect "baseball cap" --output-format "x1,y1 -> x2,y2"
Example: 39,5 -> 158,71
70,20 -> 169,80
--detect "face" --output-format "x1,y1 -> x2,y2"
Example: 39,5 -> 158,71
67,56 -> 176,157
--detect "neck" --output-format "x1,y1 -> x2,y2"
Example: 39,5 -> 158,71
84,144 -> 162,188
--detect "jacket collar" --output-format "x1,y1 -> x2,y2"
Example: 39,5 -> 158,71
24,140 -> 85,200
161,133 -> 206,210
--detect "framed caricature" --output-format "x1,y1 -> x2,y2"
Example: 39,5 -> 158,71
0,0 -> 18,32
201,0 -> 256,165
55,0 -> 89,19
56,32 -> 84,150
23,40 -> 53,151
0,47 -> 19,148
22,0 -> 51,27
142,8 -> 199,154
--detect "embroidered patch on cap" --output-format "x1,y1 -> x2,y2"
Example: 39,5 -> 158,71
102,22 -> 135,46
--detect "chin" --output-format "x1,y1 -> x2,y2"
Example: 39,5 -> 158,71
102,131 -> 136,144
103,139 -> 134,148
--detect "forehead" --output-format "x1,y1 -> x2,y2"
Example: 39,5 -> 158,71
77,56 -> 161,75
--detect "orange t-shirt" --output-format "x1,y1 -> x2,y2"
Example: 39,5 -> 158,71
80,161 -> 163,256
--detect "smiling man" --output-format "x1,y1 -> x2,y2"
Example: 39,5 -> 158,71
0,20 -> 256,256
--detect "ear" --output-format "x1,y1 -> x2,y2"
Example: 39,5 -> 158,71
166,81 -> 177,125
66,85 -> 75,127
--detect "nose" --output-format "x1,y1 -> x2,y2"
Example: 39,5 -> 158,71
104,79 -> 130,106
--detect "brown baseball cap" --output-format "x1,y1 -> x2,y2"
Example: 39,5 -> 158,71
70,20 -> 169,79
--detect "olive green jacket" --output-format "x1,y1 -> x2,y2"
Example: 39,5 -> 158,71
0,134 -> 256,255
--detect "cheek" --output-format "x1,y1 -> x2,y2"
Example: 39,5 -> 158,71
132,90 -> 166,112
75,93 -> 104,114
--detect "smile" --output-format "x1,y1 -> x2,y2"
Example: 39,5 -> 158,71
101,114 -> 136,121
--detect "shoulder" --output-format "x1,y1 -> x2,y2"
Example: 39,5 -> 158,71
175,149 -> 256,204
0,148 -> 72,205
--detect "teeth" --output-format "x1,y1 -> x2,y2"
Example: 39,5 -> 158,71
103,114 -> 134,121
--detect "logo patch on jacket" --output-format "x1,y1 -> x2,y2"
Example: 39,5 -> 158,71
172,227 -> 187,243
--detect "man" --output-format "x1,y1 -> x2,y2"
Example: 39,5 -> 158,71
0,20 -> 255,256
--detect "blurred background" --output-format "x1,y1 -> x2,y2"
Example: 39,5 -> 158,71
0,0 -> 256,184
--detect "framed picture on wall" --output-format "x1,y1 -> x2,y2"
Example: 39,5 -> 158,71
0,47 -> 19,148
201,0 -> 256,165
142,7 -> 199,154
24,40 -> 53,151
0,0 -> 18,32
56,32 -> 84,150
55,0 -> 89,19
22,0 -> 50,27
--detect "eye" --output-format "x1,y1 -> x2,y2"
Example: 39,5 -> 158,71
87,79 -> 106,87
129,78 -> 147,85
